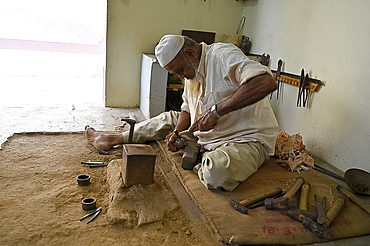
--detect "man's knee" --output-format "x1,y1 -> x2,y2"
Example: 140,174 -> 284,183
194,142 -> 268,191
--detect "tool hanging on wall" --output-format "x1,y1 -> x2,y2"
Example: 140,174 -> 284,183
271,66 -> 323,107
270,59 -> 283,100
297,69 -> 310,107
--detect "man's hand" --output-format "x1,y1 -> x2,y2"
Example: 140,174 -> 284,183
190,108 -> 219,132
165,131 -> 180,152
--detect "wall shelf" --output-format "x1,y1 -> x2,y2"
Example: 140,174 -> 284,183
271,70 -> 323,92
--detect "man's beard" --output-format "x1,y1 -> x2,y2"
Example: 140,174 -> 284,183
185,60 -> 201,96
185,60 -> 200,80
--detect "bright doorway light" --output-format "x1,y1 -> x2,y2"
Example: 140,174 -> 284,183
0,0 -> 107,107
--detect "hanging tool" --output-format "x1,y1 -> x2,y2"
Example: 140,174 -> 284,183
315,195 -> 327,224
297,69 -> 310,107
270,59 -> 283,100
236,16 -> 245,35
80,207 -> 102,224
297,69 -> 305,107
276,59 -> 283,100
303,74 -> 310,106
297,69 -> 304,107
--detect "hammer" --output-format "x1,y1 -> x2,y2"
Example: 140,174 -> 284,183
287,182 -> 315,222
172,130 -> 201,170
325,195 -> 346,227
302,217 -> 334,240
265,177 -> 305,210
121,118 -> 136,144
229,188 -> 282,214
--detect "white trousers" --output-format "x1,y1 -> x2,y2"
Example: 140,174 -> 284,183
123,111 -> 269,191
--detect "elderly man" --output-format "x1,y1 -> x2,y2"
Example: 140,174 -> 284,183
86,34 -> 279,191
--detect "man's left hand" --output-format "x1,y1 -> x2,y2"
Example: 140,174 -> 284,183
190,109 -> 218,132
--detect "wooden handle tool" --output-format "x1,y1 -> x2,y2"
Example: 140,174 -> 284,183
230,188 -> 282,214
299,182 -> 311,210
337,185 -> 370,215
240,188 -> 282,207
325,195 -> 346,227
284,177 -> 305,199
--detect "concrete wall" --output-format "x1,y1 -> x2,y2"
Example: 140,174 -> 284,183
242,0 -> 370,172
105,0 -> 244,107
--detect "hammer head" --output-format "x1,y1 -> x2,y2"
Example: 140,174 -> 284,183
302,217 -> 334,240
121,118 -> 136,126
181,142 -> 200,170
173,138 -> 187,150
265,197 -> 299,210
229,198 -> 248,214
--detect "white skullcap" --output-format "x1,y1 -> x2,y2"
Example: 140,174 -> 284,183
155,35 -> 185,67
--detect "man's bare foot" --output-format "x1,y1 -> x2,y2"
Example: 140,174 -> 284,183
85,125 -> 123,151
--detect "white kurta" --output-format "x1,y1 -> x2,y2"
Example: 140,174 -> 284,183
181,42 -> 279,155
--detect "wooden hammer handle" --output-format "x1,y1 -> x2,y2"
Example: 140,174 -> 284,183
337,185 -> 370,215
240,188 -> 282,206
299,182 -> 311,210
325,196 -> 346,227
284,177 -> 305,199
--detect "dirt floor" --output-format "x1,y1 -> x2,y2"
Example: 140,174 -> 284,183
0,132 -> 210,245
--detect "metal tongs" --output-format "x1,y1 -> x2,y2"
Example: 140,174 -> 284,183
315,195 -> 326,225
297,69 -> 310,107
80,207 -> 102,224
270,59 -> 283,100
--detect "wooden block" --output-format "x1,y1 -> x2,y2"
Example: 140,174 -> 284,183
122,144 -> 156,187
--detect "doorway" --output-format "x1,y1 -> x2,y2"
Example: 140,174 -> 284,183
0,0 -> 107,107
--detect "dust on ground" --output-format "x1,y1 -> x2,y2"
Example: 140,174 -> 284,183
0,132 -> 208,245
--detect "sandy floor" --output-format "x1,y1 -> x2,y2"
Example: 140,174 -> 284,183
0,132 -> 208,245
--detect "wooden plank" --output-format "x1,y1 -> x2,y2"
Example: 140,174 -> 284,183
154,142 -> 220,245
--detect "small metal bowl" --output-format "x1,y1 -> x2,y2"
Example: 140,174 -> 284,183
82,198 -> 96,211
77,174 -> 90,186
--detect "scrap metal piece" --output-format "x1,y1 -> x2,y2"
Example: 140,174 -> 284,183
81,161 -> 104,165
99,150 -> 109,155
87,209 -> 102,224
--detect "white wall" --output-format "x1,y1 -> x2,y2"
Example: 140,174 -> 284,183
105,0 -> 244,107
242,0 -> 370,172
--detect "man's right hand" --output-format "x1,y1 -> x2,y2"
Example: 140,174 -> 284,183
165,131 -> 179,152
